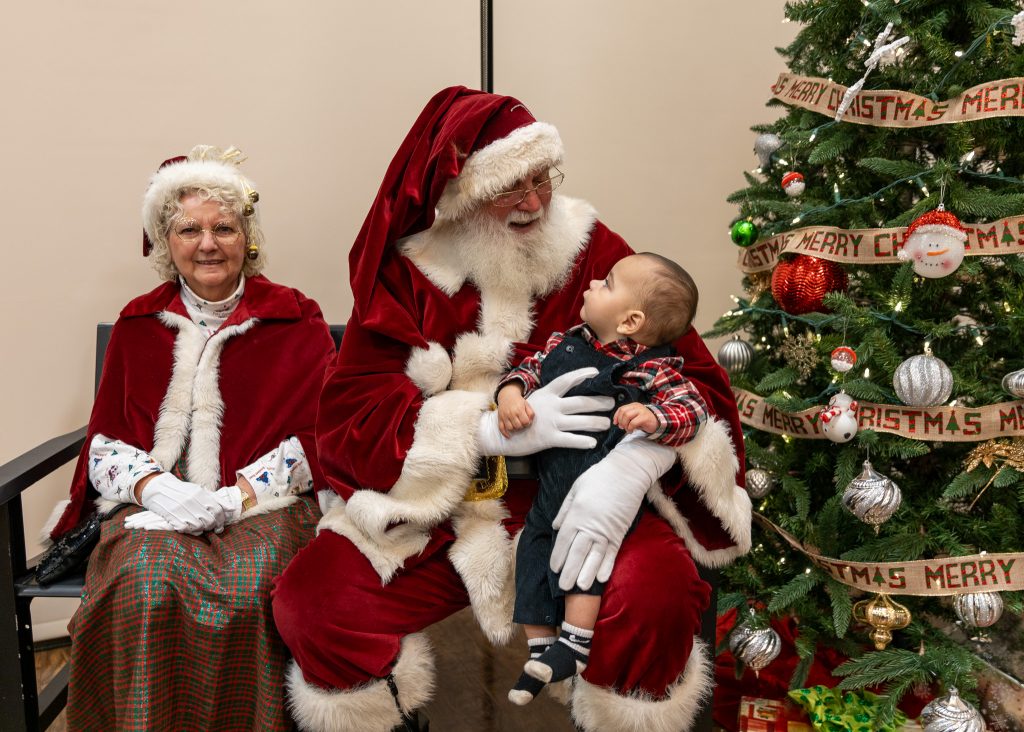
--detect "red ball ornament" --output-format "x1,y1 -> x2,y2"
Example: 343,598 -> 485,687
771,255 -> 848,315
781,171 -> 805,197
830,346 -> 857,373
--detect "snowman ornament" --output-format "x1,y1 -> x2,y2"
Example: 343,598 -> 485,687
820,392 -> 859,443
896,205 -> 968,278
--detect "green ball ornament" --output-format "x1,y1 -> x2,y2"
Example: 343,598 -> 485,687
731,220 -> 759,247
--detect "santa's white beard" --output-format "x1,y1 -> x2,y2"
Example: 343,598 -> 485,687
436,202 -> 573,298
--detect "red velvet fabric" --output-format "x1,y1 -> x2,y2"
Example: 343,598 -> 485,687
51,275 -> 335,538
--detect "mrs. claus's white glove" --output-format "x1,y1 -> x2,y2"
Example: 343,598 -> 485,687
477,367 -> 614,457
550,432 -> 677,591
128,474 -> 237,534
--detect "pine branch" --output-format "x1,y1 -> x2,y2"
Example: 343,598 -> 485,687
826,578 -> 853,637
768,570 -> 822,613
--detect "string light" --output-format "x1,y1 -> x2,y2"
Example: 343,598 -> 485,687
954,50 -> 964,57
864,367 -> 872,378
894,301 -> 905,312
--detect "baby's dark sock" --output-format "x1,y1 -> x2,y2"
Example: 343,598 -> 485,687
508,635 -> 557,706
524,622 -> 593,684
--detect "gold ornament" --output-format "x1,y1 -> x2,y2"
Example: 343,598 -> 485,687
243,203 -> 255,217
852,593 -> 911,650
779,332 -> 819,380
961,438 -> 1024,511
246,243 -> 260,261
745,271 -> 773,300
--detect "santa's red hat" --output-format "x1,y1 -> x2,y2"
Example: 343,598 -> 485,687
348,87 -> 564,332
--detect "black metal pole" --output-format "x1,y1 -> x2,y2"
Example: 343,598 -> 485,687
480,0 -> 493,92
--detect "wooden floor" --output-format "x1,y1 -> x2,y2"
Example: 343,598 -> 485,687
34,642 -> 69,732
33,609 -> 575,731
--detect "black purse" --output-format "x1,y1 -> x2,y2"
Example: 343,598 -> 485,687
35,504 -> 128,586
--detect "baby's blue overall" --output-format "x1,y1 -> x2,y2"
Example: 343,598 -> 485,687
512,331 -> 671,626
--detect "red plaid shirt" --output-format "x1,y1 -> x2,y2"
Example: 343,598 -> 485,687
500,324 -> 708,447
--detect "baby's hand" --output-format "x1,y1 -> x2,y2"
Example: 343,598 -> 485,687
496,383 -> 535,438
613,402 -> 658,434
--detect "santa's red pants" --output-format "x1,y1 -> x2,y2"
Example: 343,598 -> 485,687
272,505 -> 710,698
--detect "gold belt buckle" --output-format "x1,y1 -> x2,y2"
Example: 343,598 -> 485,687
464,455 -> 508,501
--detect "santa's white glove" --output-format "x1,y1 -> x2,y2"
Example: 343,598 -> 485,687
477,367 -> 615,457
130,475 -> 238,534
550,432 -> 677,591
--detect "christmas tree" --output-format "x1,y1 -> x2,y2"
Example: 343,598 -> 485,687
711,0 -> 1024,725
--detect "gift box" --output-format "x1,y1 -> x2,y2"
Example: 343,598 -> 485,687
738,696 -> 812,732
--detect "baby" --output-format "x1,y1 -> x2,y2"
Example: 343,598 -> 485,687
497,252 -> 710,704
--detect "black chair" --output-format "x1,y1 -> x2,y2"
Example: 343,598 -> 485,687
1,322 -> 716,731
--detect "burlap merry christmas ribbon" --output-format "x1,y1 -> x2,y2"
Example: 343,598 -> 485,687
734,388 -> 1024,442
771,73 -> 1024,127
737,215 -> 1024,274
754,513 -> 1022,596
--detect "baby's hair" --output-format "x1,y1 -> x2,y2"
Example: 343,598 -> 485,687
634,252 -> 699,345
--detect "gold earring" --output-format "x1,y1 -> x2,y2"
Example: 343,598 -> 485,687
246,242 -> 259,261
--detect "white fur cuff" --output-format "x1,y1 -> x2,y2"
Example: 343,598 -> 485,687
286,634 -> 435,732
571,636 -> 712,732
405,342 -> 452,397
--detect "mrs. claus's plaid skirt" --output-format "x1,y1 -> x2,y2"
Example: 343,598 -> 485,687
66,496 -> 320,731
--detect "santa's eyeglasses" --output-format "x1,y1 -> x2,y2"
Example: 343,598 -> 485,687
489,169 -> 564,207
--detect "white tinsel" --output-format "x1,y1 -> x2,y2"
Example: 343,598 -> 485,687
836,23 -> 911,121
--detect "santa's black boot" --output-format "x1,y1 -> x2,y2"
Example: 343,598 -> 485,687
387,674 -> 429,731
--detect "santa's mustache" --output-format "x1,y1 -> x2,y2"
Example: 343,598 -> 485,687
506,208 -> 544,225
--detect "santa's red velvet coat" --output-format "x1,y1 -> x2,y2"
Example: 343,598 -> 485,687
50,274 -> 334,538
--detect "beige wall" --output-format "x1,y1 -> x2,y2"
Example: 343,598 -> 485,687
1,1 -> 795,638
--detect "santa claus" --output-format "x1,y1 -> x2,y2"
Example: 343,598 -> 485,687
271,87 -> 752,732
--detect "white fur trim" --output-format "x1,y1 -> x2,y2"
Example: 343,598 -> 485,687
448,500 -> 515,645
39,499 -> 72,545
286,633 -> 435,732
94,497 -> 123,514
449,331 -> 513,394
153,312 -> 257,491
343,389 -> 490,544
645,417 -> 751,568
142,156 -> 255,251
317,498 -> 432,584
240,494 -> 298,519
404,342 -> 452,397
436,122 -> 564,220
570,636 -> 712,732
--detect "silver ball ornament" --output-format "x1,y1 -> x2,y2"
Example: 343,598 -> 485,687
842,459 -> 902,529
893,352 -> 953,407
920,687 -> 985,732
954,591 -> 1004,628
728,622 -> 781,676
745,468 -> 775,499
1002,369 -> 1024,398
754,133 -> 783,170
718,337 -> 755,374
